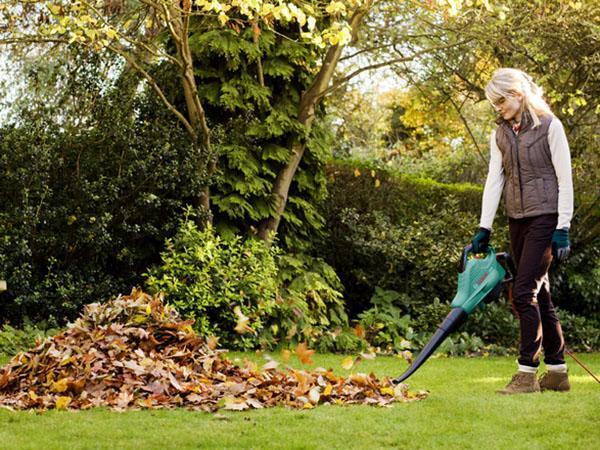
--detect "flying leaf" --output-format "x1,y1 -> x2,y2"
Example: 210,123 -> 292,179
353,324 -> 365,338
233,306 -> 255,334
341,356 -> 354,370
295,343 -> 315,365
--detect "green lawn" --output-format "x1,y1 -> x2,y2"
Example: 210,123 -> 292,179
1,352 -> 599,449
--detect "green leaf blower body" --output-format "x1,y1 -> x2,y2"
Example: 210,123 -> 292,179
393,245 -> 514,384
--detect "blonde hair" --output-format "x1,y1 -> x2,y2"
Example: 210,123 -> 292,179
485,68 -> 553,128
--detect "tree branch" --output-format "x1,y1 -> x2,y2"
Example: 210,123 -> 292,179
107,44 -> 196,140
322,39 -> 472,100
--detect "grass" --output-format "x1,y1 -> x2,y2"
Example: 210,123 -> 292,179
1,351 -> 599,449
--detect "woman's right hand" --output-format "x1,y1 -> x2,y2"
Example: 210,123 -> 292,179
471,227 -> 491,253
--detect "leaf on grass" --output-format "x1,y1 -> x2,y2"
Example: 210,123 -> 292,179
280,349 -> 291,363
223,397 -> 249,411
359,352 -> 376,360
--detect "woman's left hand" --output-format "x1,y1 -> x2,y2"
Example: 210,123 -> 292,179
552,228 -> 571,262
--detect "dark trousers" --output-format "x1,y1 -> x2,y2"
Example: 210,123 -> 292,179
509,213 -> 565,367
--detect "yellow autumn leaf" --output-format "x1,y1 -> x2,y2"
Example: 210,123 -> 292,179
55,396 -> 71,410
353,168 -> 361,177
370,170 -> 376,177
281,349 -> 291,363
375,179 -> 381,188
325,1 -> 346,15
51,378 -> 69,393
106,28 -> 118,40
48,4 -> 61,15
302,402 -> 314,409
323,384 -> 333,396
218,12 -> 229,26
381,387 -> 395,396
341,356 -> 354,370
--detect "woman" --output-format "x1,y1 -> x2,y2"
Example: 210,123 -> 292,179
471,68 -> 573,394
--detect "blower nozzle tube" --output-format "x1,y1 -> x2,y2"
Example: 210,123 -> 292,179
393,308 -> 468,384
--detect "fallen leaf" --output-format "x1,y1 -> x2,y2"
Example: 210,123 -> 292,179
380,387 -> 395,396
223,397 -> 249,411
51,378 -> 69,393
55,396 -> 71,410
207,336 -> 219,350
280,349 -> 291,363
308,387 -> 320,404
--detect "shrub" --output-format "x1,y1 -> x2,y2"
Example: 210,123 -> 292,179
144,211 -> 350,350
0,321 -> 59,357
144,212 -> 280,350
0,91 -> 203,326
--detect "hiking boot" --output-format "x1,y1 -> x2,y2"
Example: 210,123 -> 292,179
539,371 -> 570,392
496,371 -> 541,395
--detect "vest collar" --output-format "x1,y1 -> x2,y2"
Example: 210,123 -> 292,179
496,110 -> 534,135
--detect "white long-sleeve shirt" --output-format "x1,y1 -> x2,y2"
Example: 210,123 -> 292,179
479,117 -> 574,230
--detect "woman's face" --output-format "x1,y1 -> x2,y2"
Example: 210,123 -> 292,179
492,92 -> 523,122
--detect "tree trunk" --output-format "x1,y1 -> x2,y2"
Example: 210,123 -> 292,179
169,5 -> 214,224
257,7 -> 371,242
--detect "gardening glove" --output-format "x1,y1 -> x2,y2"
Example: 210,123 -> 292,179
471,227 -> 491,253
552,228 -> 571,263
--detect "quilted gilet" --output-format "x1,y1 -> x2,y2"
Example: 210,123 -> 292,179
495,111 -> 559,219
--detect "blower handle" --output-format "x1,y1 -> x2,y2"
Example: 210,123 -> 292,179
458,244 -> 474,273
495,252 -> 516,284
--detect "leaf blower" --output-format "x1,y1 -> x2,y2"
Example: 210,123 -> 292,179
393,244 -> 515,384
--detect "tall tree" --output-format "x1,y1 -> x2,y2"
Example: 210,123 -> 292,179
1,0 -> 488,240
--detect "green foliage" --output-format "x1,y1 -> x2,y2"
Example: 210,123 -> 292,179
144,212 -> 350,351
320,160 -> 509,317
144,212 -> 280,350
358,288 -> 417,352
270,252 -> 349,348
188,24 -> 331,252
0,321 -> 58,357
0,67 -> 204,325
462,300 -> 519,349
557,310 -> 600,352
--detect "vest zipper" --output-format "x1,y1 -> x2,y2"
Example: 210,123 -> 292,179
513,133 -> 524,215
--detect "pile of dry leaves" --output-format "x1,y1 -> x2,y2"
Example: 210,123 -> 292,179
0,288 -> 427,412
